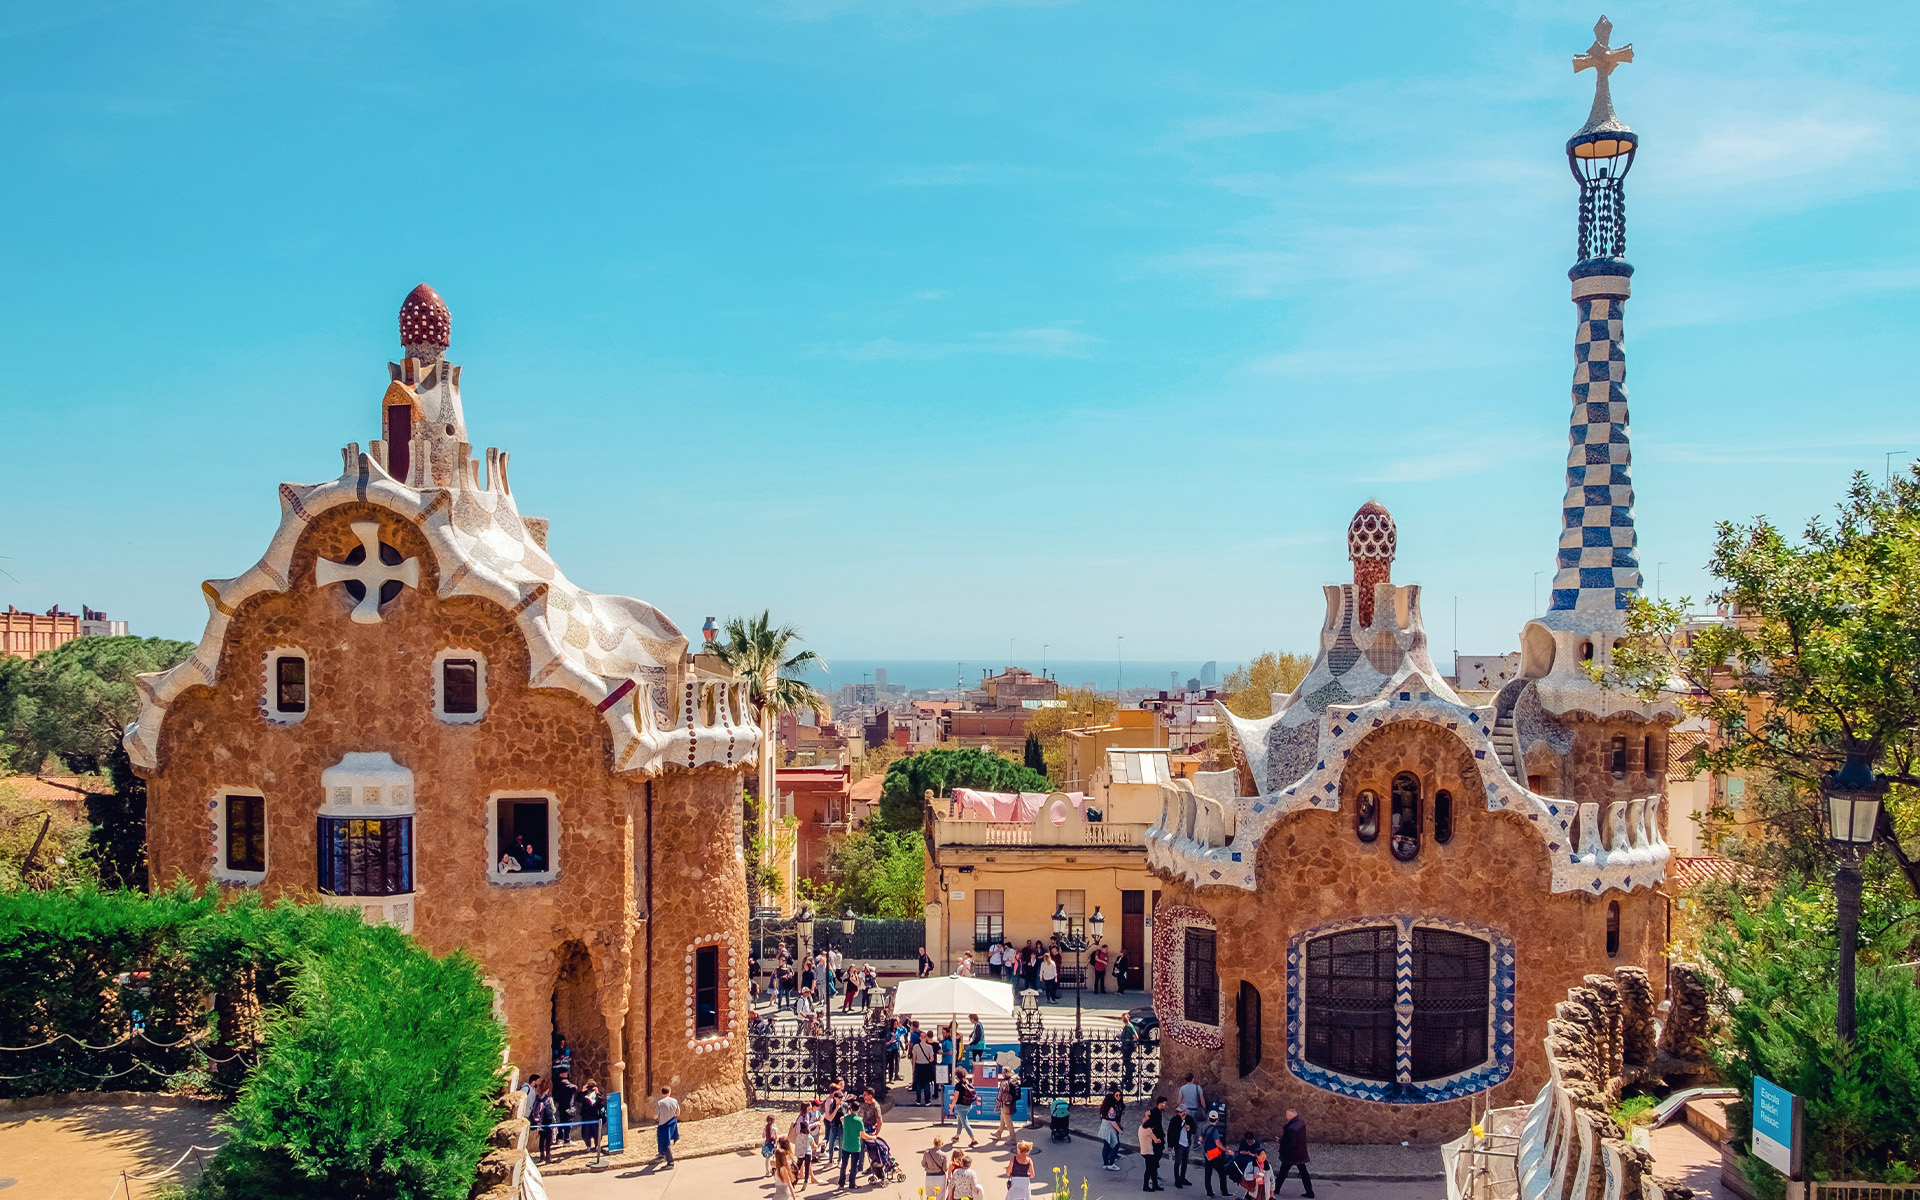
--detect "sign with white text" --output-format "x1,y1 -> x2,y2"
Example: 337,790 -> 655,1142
604,1092 -> 624,1154
1752,1075 -> 1800,1178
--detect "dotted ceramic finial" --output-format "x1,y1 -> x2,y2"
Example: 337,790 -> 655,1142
1348,500 -> 1396,625
399,283 -> 451,355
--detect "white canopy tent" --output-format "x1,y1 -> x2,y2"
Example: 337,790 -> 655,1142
890,975 -> 1016,1020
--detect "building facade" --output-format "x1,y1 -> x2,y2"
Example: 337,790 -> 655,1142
1143,24 -> 1678,1142
3,605 -> 128,659
129,285 -> 759,1120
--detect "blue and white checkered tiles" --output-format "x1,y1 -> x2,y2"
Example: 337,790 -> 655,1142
1549,296 -> 1642,613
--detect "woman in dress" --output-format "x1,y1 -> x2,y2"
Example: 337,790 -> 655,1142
943,1150 -> 982,1200
788,1101 -> 817,1191
1004,1140 -> 1037,1200
762,1114 -> 779,1176
771,1138 -> 797,1200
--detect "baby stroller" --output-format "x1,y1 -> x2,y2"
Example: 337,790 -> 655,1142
1048,1098 -> 1072,1143
864,1136 -> 906,1184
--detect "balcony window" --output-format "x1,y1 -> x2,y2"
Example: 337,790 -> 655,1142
318,816 -> 413,897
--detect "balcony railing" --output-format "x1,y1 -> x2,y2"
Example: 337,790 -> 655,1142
930,817 -> 1151,848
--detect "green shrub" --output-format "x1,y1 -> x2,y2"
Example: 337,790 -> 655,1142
1706,885 -> 1920,1184
200,926 -> 506,1200
876,747 -> 1051,831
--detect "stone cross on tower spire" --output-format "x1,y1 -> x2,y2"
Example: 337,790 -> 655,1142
1572,16 -> 1634,137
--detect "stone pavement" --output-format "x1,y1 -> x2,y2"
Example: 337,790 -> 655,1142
542,1105 -> 1444,1200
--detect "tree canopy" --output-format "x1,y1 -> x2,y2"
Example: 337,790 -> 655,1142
704,611 -> 829,721
1220,651 -> 1313,720
1604,469 -> 1920,898
875,747 -> 1052,832
0,635 -> 194,888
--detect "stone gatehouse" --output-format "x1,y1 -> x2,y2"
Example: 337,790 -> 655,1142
129,285 -> 757,1120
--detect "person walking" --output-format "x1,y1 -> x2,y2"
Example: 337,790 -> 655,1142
918,946 -> 935,978
772,1138 -> 798,1200
1201,1110 -> 1232,1197
552,1069 -> 577,1146
1172,1109 -> 1196,1188
995,1069 -> 1018,1140
530,1079 -> 557,1165
838,1104 -> 867,1189
1039,952 -> 1059,1004
822,1084 -> 845,1166
911,1027 -> 938,1105
1098,1087 -> 1126,1170
1004,1140 -> 1038,1200
790,1101 -> 819,1190
988,941 -> 1005,979
1091,942 -> 1110,994
578,1080 -> 604,1153
967,1013 -> 986,1065
1138,1097 -> 1166,1192
953,1074 -> 979,1148
1112,949 -> 1130,994
654,1085 -> 680,1168
922,1136 -> 952,1197
1276,1110 -> 1315,1198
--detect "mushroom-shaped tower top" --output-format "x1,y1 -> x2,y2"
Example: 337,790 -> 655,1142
1348,500 -> 1396,626
399,283 -> 451,354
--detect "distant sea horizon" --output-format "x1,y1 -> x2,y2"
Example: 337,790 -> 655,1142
791,655 -> 1464,694
792,658 -> 1243,694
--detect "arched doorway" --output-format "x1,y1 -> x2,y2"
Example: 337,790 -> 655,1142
551,940 -> 605,1085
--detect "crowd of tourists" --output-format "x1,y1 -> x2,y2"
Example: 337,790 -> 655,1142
515,1035 -> 606,1165
761,943 -> 884,1033
943,936 -> 1132,999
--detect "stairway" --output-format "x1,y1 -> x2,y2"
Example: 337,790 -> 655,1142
1492,712 -> 1519,777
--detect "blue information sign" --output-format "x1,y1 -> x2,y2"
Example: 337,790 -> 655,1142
604,1092 -> 624,1154
1752,1075 -> 1799,1178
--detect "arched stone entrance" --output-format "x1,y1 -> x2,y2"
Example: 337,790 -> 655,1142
551,940 -> 605,1084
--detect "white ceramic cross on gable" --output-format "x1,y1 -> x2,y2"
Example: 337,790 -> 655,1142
316,521 -> 420,624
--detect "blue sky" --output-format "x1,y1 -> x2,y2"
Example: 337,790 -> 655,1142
2,1 -> 1916,667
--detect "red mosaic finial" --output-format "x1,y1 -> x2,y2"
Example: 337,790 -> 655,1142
399,283 -> 451,351
1348,500 -> 1396,626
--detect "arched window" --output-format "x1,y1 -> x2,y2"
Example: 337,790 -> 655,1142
1237,981 -> 1263,1077
1606,901 -> 1620,957
1302,924 -> 1492,1086
1433,790 -> 1454,845
1390,772 -> 1420,861
1579,641 -> 1594,662
1643,735 -> 1658,778
1610,736 -> 1627,776
1355,790 -> 1379,843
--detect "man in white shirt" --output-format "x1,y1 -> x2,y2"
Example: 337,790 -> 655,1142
987,942 -> 1005,979
828,947 -> 844,988
654,1086 -> 680,1167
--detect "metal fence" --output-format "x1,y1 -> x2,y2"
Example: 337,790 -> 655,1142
1811,1186 -> 1920,1199
750,917 -> 926,963
1010,1030 -> 1161,1103
745,1025 -> 1159,1107
747,1026 -> 896,1103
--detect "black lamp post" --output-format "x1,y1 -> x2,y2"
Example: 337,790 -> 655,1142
794,903 -> 815,991
1820,747 -> 1886,1043
1053,903 -> 1105,1037
1017,986 -> 1043,1040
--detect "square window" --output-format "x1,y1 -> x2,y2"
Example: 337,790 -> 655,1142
443,659 -> 479,714
224,794 -> 265,875
495,798 -> 551,875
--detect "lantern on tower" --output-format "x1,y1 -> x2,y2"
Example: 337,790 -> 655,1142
1568,16 -> 1637,266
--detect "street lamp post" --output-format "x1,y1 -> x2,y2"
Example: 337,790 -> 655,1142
1053,903 -> 1105,1038
1017,987 -> 1043,1041
1820,747 -> 1887,1044
794,903 -> 816,1000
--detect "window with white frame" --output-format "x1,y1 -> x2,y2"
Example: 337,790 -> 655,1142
263,649 -> 309,723
213,789 -> 267,884
489,791 -> 558,883
434,649 -> 487,723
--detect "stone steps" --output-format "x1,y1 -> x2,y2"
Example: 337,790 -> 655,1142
1492,714 -> 1518,775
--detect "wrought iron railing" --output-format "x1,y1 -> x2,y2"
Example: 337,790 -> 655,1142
751,918 -> 927,963
746,1025 -> 895,1103
1011,1029 -> 1161,1103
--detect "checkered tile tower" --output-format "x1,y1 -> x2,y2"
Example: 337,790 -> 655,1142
1550,16 -> 1640,618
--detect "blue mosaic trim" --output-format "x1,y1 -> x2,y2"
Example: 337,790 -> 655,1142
1549,297 -> 1641,612
1284,915 -> 1516,1104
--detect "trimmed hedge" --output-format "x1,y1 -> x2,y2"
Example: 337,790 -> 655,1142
0,887 -> 507,1199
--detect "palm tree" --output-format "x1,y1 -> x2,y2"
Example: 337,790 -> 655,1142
705,612 -> 830,888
